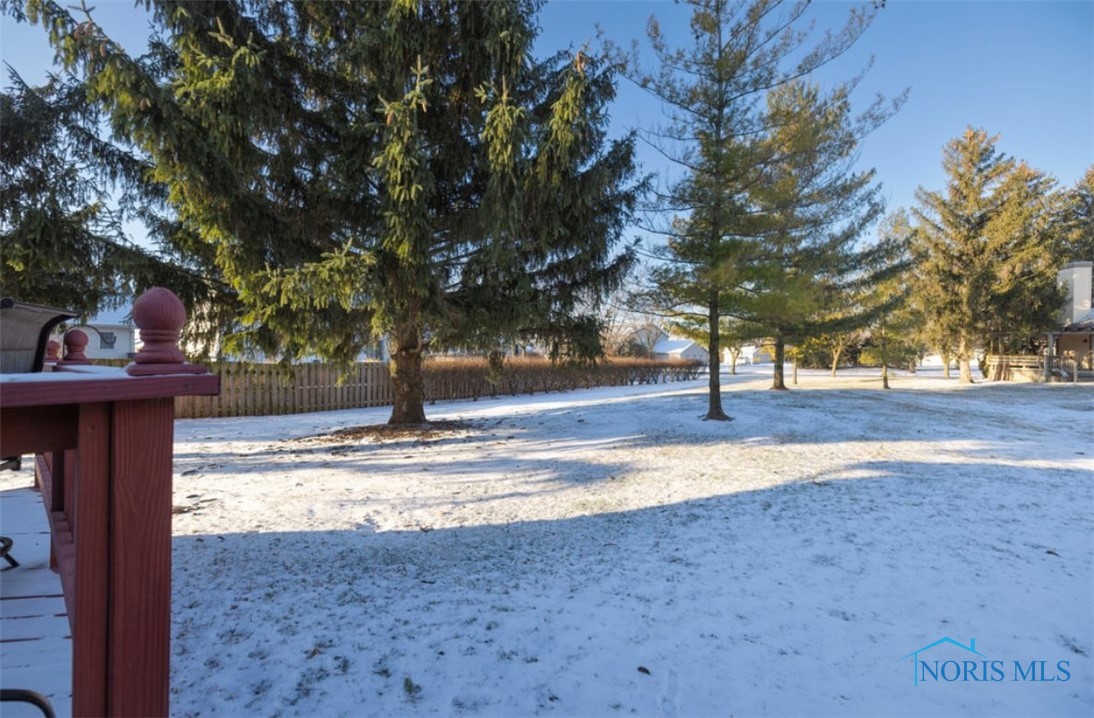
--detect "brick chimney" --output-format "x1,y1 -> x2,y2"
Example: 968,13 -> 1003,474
1058,261 -> 1093,325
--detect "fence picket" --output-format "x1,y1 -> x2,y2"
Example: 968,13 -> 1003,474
90,358 -> 698,419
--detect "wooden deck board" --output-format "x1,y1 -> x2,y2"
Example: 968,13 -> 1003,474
1,482 -> 73,717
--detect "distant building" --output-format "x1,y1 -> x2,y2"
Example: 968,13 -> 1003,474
723,344 -> 774,366
74,307 -> 137,360
652,337 -> 709,363
1054,261 -> 1093,372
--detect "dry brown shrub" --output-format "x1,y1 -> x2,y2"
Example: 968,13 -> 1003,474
422,356 -> 702,401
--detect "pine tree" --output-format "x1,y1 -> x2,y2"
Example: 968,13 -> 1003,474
622,0 -> 896,416
1059,167 -> 1094,263
733,79 -> 900,390
0,68 -> 232,345
910,128 -> 1062,382
19,0 -> 640,423
981,162 -> 1064,352
859,211 -> 921,387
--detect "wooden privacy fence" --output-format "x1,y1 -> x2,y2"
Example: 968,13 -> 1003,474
97,358 -> 704,419
175,361 -> 392,419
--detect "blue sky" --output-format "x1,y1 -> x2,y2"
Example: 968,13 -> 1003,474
535,0 -> 1093,220
3,0 -> 1091,234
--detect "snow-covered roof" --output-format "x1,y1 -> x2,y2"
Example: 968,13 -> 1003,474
652,338 -> 697,354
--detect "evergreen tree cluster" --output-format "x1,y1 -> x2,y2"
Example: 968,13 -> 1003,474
0,66 -> 234,346
903,128 -> 1081,383
5,0 -> 1088,422
622,0 -> 906,412
13,0 -> 641,423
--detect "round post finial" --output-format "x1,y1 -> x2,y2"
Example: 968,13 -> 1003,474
126,287 -> 207,376
45,339 -> 62,362
58,329 -> 90,365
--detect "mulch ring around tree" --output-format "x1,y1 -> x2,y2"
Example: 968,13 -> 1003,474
300,419 -> 480,445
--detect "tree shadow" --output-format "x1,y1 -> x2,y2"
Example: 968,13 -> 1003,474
173,378 -> 1093,480
169,457 -> 1093,718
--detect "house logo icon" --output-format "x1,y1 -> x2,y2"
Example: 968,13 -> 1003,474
901,637 -> 985,686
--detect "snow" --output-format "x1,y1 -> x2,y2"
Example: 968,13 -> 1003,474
651,338 -> 695,354
6,367 -> 1092,716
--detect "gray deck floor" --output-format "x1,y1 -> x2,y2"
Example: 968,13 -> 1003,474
1,481 -> 73,717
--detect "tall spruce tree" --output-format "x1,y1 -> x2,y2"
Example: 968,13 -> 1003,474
1059,167 -> 1094,263
733,79 -> 900,390
856,211 -> 920,387
910,128 -> 1062,382
980,162 -> 1064,351
622,0 -> 893,417
0,68 -> 232,339
19,0 -> 640,424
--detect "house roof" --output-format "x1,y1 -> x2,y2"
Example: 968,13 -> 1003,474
1063,310 -> 1094,333
652,338 -> 698,354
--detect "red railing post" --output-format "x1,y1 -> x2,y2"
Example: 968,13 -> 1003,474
59,329 -> 90,366
72,402 -> 110,716
44,338 -> 61,364
2,287 -> 219,718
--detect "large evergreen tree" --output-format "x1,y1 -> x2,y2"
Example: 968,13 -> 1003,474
910,128 -> 1062,382
1059,166 -> 1094,263
19,0 -> 640,424
622,0 -> 894,417
0,68 -> 231,339
733,79 -> 900,390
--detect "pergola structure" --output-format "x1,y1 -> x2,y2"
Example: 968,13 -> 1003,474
1046,313 -> 1094,380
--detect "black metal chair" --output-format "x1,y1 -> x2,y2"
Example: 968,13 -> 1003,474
0,536 -> 17,569
0,689 -> 57,717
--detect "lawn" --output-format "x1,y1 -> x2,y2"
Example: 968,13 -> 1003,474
164,367 -> 1092,716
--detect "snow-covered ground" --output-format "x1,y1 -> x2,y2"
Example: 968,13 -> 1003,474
15,366 -> 1094,716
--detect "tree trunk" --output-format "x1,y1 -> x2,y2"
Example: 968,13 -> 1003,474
729,348 -> 740,375
831,345 -> 843,377
772,334 -> 788,390
792,356 -> 798,385
705,294 -> 730,420
942,352 -> 952,379
957,338 -> 974,384
388,317 -> 427,425
880,324 -> 890,390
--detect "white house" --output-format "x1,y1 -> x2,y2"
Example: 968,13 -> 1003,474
1058,261 -> 1093,325
1055,261 -> 1093,372
652,337 -> 709,363
73,307 -> 138,360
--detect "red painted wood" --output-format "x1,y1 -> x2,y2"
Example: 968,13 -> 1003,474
50,451 -> 65,516
60,329 -> 91,365
72,402 -> 110,718
129,288 -> 187,365
0,372 -> 219,408
51,517 -> 76,619
34,454 -> 63,572
108,399 -> 173,717
63,449 -> 75,529
0,404 -> 77,455
35,454 -> 55,512
1,297 -> 219,717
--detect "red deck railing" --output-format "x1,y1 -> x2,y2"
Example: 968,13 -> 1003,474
0,288 -> 219,717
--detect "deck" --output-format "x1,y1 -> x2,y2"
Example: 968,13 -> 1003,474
1,478 -> 72,717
